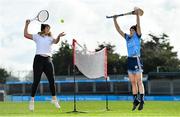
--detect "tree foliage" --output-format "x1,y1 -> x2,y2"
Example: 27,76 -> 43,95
52,40 -> 73,75
0,68 -> 9,83
141,33 -> 180,73
95,42 -> 127,74
52,33 -> 180,75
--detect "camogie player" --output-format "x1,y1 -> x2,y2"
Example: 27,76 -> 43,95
113,8 -> 145,111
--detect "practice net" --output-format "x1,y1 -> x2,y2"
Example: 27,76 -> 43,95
72,39 -> 107,79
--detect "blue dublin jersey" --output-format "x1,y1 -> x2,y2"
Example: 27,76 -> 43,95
125,32 -> 141,57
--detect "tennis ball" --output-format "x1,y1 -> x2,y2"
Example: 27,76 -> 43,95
60,19 -> 64,23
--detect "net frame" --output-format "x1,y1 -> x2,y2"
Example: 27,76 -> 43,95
72,39 -> 110,111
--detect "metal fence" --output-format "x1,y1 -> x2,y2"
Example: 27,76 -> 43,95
3,72 -> 180,96
148,72 -> 180,95
5,79 -> 148,96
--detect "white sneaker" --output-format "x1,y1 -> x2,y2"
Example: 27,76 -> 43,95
51,100 -> 60,109
29,101 -> 34,111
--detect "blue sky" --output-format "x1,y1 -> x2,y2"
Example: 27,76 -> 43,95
0,0 -> 180,71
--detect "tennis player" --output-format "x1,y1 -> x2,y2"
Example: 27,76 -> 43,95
24,19 -> 65,111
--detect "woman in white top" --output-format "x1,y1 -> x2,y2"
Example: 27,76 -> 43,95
24,19 -> 65,111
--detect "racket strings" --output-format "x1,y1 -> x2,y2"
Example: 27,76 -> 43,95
38,10 -> 49,22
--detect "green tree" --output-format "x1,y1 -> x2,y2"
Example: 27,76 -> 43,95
52,40 -> 73,75
95,42 -> 127,74
0,68 -> 9,83
52,41 -> 127,75
141,33 -> 180,73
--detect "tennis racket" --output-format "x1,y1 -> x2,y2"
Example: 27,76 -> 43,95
30,10 -> 49,22
106,7 -> 144,19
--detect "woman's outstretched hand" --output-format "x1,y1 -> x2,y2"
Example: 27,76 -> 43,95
58,32 -> 66,38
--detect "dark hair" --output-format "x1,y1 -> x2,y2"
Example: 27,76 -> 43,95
38,24 -> 51,37
41,24 -> 50,31
130,25 -> 137,32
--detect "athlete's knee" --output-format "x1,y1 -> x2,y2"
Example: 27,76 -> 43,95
137,80 -> 143,86
131,80 -> 136,85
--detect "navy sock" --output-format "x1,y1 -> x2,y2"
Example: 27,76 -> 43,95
140,94 -> 144,102
133,94 -> 138,101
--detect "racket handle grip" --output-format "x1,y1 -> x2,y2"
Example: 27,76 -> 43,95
30,18 -> 36,22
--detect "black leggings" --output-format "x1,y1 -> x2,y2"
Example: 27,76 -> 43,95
31,55 -> 56,97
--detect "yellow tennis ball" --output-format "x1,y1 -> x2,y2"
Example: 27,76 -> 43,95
60,19 -> 64,23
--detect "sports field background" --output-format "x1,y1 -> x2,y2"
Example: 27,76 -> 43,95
0,101 -> 180,117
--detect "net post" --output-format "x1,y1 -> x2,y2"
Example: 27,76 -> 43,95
105,77 -> 110,111
104,47 -> 110,111
72,39 -> 77,112
72,39 -> 76,65
66,39 -> 87,113
104,48 -> 108,78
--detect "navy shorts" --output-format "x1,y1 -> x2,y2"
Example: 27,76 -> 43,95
127,57 -> 143,74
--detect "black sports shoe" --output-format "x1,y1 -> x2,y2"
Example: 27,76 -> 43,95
138,101 -> 144,111
132,100 -> 140,111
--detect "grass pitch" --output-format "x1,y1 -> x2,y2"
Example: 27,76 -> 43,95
0,101 -> 180,117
